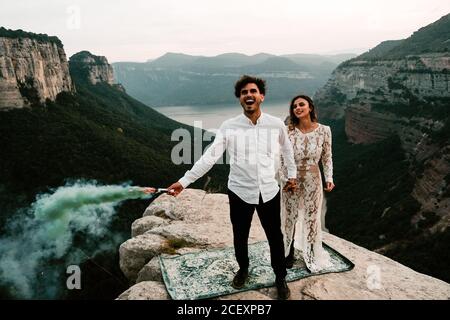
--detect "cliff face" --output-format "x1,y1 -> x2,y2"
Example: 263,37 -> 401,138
313,14 -> 450,282
316,54 -> 449,145
0,36 -> 74,108
69,51 -> 114,85
0,30 -> 117,110
317,54 -> 449,110
117,189 -> 450,300
315,53 -> 450,229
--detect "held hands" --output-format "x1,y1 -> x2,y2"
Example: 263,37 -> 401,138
324,181 -> 335,192
283,178 -> 298,193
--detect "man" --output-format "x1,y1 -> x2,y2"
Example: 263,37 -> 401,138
166,75 -> 297,300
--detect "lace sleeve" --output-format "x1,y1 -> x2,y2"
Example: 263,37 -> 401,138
321,126 -> 333,184
277,153 -> 289,184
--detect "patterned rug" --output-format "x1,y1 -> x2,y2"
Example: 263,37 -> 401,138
159,241 -> 354,300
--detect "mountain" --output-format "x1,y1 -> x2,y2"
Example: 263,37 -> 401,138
282,53 -> 357,66
314,14 -> 450,283
149,52 -> 200,68
355,40 -> 405,60
69,50 -> 115,85
339,14 -> 449,63
0,27 -> 73,108
383,13 -> 450,58
243,56 -> 309,72
0,28 -> 228,299
0,26 -> 62,46
112,52 -> 355,107
191,52 -> 275,68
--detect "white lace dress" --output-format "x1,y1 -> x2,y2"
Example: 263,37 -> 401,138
279,123 -> 334,272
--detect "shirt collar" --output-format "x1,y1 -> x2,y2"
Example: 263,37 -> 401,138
240,112 -> 265,126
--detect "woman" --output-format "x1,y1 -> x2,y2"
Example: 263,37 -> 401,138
279,94 -> 335,273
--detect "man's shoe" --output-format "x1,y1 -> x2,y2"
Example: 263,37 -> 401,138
232,269 -> 248,289
276,278 -> 291,300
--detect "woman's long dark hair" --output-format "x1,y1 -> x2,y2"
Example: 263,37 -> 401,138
288,94 -> 318,131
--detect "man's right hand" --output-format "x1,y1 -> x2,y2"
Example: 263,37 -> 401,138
167,182 -> 184,196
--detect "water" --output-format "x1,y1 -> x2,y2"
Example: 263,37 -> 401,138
153,101 -> 291,131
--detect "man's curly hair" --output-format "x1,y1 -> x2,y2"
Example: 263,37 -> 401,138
234,75 -> 266,98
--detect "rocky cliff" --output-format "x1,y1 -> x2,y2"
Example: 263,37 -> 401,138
315,15 -> 450,281
315,14 -> 450,148
313,14 -> 450,281
69,51 -> 115,85
315,54 -> 449,146
117,189 -> 450,300
0,28 -> 74,109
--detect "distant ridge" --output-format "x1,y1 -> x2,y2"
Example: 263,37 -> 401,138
113,51 -> 356,106
348,13 -> 450,61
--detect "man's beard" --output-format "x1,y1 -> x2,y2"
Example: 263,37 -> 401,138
245,106 -> 256,114
242,102 -> 257,114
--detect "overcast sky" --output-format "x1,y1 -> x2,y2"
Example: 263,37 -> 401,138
1,0 -> 449,62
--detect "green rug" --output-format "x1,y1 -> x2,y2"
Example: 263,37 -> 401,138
159,241 -> 354,300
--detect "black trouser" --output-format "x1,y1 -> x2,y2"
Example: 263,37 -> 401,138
287,239 -> 295,260
227,189 -> 287,279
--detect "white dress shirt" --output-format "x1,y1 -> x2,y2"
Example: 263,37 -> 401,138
179,112 -> 297,204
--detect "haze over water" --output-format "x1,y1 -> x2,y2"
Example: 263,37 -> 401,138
153,101 -> 291,131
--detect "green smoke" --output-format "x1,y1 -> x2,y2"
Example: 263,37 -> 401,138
32,184 -> 150,241
0,180 -> 154,299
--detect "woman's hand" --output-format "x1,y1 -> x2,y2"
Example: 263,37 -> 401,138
324,182 -> 335,192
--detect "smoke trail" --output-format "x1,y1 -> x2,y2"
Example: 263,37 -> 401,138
0,180 -> 154,299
